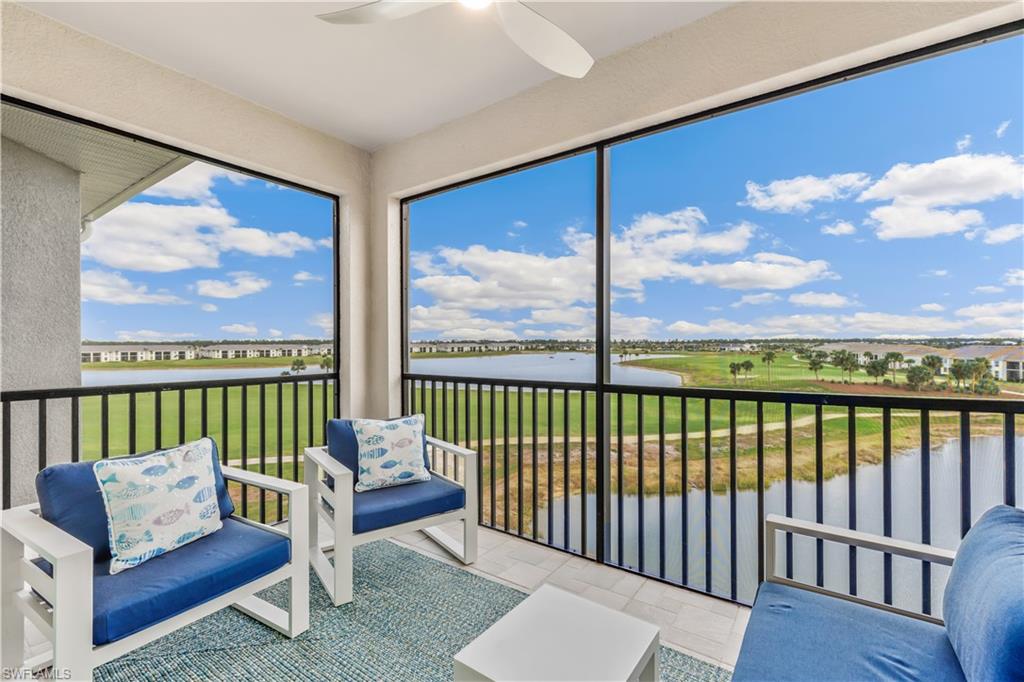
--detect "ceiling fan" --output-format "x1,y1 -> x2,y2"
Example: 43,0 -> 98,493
316,1 -> 595,79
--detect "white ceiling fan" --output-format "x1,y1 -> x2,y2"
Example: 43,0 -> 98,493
316,1 -> 595,79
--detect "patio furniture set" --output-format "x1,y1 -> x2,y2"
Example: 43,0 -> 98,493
1,413 -> 1021,681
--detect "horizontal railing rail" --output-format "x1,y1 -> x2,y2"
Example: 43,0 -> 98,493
1,373 -> 340,525
402,371 -> 1023,611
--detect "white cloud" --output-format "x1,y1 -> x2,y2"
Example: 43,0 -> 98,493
923,269 -> 950,278
867,204 -> 984,240
788,291 -> 855,308
955,300 -> 1024,323
918,303 -> 945,312
519,307 -> 593,327
309,313 -> 334,337
741,173 -> 870,213
731,293 -> 779,307
317,237 -> 333,248
196,272 -> 270,299
966,223 -> 1024,245
611,312 -> 662,340
820,220 -> 856,236
141,162 -> 249,204
973,285 -> 1005,294
220,323 -> 258,335
409,305 -> 516,340
200,303 -> 218,312
669,253 -> 835,290
293,270 -> 324,286
839,312 -> 967,335
81,270 -> 186,305
667,314 -> 841,338
996,120 -> 1011,138
87,202 -> 315,272
513,220 -> 528,229
115,329 -> 198,341
859,153 -> 1023,208
955,134 -> 972,152
1005,269 -> 1024,287
268,328 -> 283,338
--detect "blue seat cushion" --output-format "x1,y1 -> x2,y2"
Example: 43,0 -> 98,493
327,417 -> 428,488
34,438 -> 235,562
35,518 -> 288,645
943,504 -> 1024,682
352,476 -> 464,534
733,581 -> 965,682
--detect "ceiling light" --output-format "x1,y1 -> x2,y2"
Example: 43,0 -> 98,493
459,0 -> 493,10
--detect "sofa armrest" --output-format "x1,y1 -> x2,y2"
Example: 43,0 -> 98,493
1,506 -> 92,565
303,446 -> 353,483
764,514 -> 952,625
425,436 -> 476,460
222,466 -> 307,495
766,514 -> 956,567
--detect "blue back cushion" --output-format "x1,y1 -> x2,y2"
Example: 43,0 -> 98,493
327,417 -> 428,487
943,504 -> 1024,681
35,437 -> 235,562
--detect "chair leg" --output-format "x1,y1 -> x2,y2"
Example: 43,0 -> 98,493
0,529 -> 26,674
333,536 -> 353,606
463,517 -> 478,565
52,550 -> 93,681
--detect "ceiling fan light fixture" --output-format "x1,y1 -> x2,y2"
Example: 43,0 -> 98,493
458,0 -> 493,10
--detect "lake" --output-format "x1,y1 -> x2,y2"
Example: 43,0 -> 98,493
538,433 -> 1022,611
82,352 -> 682,387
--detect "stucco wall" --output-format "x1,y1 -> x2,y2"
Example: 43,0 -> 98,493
0,2 -> 373,420
369,1 -> 1023,416
1,139 -> 80,504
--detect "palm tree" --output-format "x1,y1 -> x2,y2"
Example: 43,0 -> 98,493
922,354 -> 944,377
761,350 -> 777,385
866,358 -> 888,384
741,359 -> 754,381
729,362 -> 740,385
291,357 -> 307,373
884,352 -> 904,383
318,354 -> 334,372
808,356 -> 824,380
841,354 -> 860,382
968,358 -> 990,392
949,360 -> 969,389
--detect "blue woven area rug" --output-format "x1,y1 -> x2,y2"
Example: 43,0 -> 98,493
95,540 -> 732,681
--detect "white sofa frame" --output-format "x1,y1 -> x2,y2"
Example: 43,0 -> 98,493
764,513 -> 957,625
304,435 -> 478,606
0,467 -> 309,681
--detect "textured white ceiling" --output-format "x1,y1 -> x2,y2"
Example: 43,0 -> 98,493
24,2 -> 728,150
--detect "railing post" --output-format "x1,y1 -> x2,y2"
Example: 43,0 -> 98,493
593,142 -> 611,564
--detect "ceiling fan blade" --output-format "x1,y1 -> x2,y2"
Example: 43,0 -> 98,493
316,1 -> 443,24
495,1 -> 594,79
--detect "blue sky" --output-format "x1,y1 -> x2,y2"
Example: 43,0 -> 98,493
81,163 -> 334,342
408,36 -> 1024,342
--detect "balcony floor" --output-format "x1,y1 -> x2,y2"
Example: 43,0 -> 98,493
391,522 -> 749,669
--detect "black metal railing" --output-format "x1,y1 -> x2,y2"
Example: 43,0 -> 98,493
404,372 -> 1023,610
1,373 -> 339,523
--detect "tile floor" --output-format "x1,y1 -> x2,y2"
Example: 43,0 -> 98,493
391,522 -> 750,669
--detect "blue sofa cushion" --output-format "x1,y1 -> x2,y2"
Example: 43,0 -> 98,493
943,504 -> 1024,682
35,438 -> 235,562
353,476 -> 464,534
733,581 -> 965,682
327,417 -> 428,488
35,518 -> 288,645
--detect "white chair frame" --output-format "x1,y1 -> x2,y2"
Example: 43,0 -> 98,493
0,467 -> 309,681
304,435 -> 478,606
764,513 -> 957,625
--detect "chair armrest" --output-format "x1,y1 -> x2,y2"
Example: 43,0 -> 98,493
222,466 -> 306,495
766,514 -> 956,566
303,446 -> 353,483
425,436 -> 476,459
1,507 -> 92,565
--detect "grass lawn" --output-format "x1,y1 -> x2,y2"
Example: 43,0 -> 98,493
621,351 -> 908,392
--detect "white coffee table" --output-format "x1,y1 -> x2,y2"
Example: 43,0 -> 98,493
454,584 -> 660,681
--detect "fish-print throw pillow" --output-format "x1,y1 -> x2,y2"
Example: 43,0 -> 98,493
352,415 -> 430,493
94,438 -> 223,574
